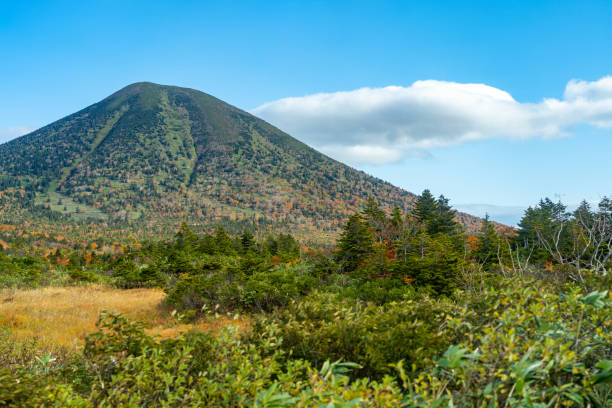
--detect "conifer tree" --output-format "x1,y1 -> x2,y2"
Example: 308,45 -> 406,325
240,230 -> 256,253
517,198 -> 568,263
475,215 -> 500,269
175,222 -> 198,249
214,226 -> 235,255
573,200 -> 594,227
363,197 -> 386,225
391,206 -> 403,230
413,189 -> 437,229
277,233 -> 300,259
336,213 -> 374,272
362,197 -> 388,266
263,235 -> 279,256
432,195 -> 459,235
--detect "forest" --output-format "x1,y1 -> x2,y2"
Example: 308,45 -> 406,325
0,191 -> 611,407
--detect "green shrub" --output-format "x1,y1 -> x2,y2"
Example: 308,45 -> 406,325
108,258 -> 165,289
0,368 -> 91,408
0,253 -> 46,287
67,267 -> 102,284
165,270 -> 237,312
166,262 -> 317,313
335,276 -> 416,304
239,266 -> 317,312
0,328 -> 92,407
252,291 -> 465,378
403,284 -> 612,407
81,312 -> 406,407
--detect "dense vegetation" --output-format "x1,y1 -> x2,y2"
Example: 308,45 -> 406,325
0,191 -> 610,407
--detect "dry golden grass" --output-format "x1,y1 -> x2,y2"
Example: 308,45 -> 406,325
0,285 -> 248,348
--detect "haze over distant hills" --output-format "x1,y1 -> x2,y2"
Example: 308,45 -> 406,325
0,82 -> 484,239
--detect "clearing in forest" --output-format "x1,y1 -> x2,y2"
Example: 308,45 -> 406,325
0,285 -> 248,348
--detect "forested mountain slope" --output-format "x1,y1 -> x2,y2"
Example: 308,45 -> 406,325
0,82 -> 482,239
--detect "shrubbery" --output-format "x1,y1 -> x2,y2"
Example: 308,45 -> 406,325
1,277 -> 609,407
165,261 -> 317,313
403,285 -> 612,406
0,252 -> 73,287
250,291 -> 465,378
0,253 -> 45,287
0,312 -> 410,407
1,193 -> 611,406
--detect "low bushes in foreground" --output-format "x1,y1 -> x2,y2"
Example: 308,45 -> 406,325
249,291 -> 465,378
0,279 -> 610,407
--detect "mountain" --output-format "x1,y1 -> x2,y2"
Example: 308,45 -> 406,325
0,82 -> 482,241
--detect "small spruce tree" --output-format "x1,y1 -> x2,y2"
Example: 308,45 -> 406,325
475,215 -> 500,269
336,213 -> 374,272
413,189 -> 437,230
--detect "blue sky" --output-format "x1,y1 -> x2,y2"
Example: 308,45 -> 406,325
1,1 -> 611,225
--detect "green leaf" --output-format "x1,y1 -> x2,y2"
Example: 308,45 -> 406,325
438,345 -> 477,370
580,291 -> 609,308
591,360 -> 612,385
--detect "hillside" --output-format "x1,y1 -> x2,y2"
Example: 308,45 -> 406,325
0,82 -> 481,240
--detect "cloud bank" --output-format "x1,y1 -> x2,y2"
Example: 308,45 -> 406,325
0,126 -> 37,145
252,76 -> 612,165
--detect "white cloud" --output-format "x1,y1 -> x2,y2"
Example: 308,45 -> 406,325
252,76 -> 612,165
564,77 -> 612,101
0,126 -> 37,144
320,145 -> 406,165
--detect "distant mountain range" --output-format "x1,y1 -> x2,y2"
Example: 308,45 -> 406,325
0,82 -> 484,240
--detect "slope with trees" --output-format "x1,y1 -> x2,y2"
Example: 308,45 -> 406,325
0,83 -> 488,243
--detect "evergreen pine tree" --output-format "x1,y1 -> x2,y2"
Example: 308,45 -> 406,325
413,189 -> 437,229
277,233 -> 300,259
362,197 -> 388,266
263,235 -> 279,256
431,195 -> 459,235
240,230 -> 256,253
573,200 -> 594,226
175,222 -> 198,249
517,198 -> 568,263
475,215 -> 500,269
214,226 -> 235,255
391,206 -> 404,230
363,197 -> 386,225
335,213 -> 374,272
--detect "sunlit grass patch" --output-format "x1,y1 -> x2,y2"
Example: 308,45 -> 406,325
0,285 -> 248,348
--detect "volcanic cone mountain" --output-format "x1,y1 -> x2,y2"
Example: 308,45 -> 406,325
0,82 -> 481,239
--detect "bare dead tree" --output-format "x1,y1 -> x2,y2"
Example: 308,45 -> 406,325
535,198 -> 612,283
395,214 -> 420,263
460,246 -> 489,296
576,200 -> 612,275
506,240 -> 533,277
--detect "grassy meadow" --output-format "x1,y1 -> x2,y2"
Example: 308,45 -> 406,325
0,285 -> 249,348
